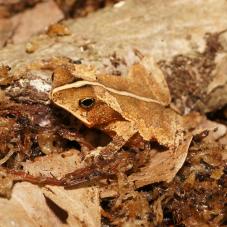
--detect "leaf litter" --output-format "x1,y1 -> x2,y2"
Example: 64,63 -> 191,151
0,1 -> 226,226
0,53 -> 225,226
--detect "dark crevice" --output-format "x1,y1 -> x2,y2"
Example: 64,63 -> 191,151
44,195 -> 68,224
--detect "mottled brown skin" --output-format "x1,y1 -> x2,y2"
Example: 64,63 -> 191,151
51,85 -> 124,128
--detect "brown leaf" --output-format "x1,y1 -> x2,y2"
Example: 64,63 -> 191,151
183,112 -> 227,142
22,149 -> 83,178
42,186 -> 100,227
128,136 -> 192,188
0,182 -> 64,227
0,150 -> 101,226
10,0 -> 63,44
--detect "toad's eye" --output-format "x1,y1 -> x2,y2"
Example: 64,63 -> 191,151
79,97 -> 96,109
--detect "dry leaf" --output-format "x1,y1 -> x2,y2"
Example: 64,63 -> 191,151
9,0 -> 63,44
0,182 -> 65,227
22,149 -> 83,178
128,136 -> 192,188
42,186 -> 100,227
0,150 -> 101,227
184,112 -> 227,142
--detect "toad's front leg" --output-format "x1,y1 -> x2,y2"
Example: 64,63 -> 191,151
60,121 -> 137,187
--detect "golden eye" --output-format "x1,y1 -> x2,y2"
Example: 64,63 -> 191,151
79,97 -> 96,109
